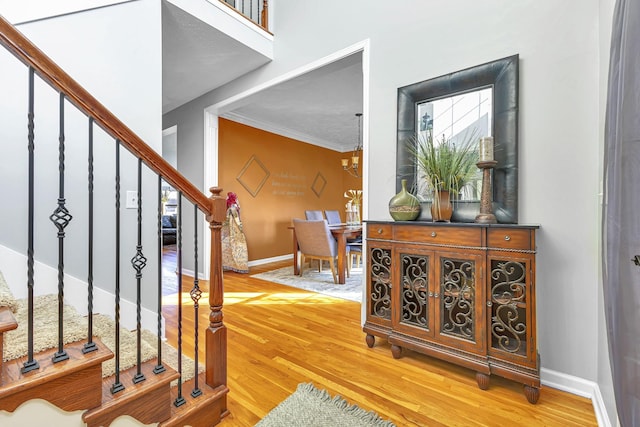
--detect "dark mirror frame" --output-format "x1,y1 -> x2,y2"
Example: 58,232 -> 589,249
396,54 -> 519,223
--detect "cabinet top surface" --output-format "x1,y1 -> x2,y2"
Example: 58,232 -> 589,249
365,220 -> 540,230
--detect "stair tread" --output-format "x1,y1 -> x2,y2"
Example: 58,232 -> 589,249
0,338 -> 112,393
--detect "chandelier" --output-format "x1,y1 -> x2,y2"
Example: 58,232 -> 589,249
341,113 -> 363,178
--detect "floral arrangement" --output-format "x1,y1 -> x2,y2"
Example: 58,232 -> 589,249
344,189 -> 362,224
344,189 -> 362,205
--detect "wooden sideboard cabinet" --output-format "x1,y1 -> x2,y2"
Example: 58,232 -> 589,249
363,221 -> 540,403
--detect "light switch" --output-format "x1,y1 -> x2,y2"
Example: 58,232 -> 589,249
126,191 -> 138,209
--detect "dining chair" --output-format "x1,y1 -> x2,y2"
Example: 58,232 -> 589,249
304,210 -> 324,220
347,241 -> 363,269
293,218 -> 349,284
324,210 -> 342,225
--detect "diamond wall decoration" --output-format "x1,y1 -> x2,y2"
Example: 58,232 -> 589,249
237,155 -> 270,197
311,172 -> 327,198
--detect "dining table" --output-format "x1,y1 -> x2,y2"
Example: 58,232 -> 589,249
290,223 -> 363,284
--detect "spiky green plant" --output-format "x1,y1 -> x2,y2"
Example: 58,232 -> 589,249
408,130 -> 479,197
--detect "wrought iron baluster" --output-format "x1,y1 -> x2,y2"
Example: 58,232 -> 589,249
111,140 -> 125,394
50,92 -> 71,363
190,206 -> 202,398
154,175 -> 166,374
22,66 -> 38,374
131,158 -> 147,384
84,117 -> 97,354
174,193 -> 186,407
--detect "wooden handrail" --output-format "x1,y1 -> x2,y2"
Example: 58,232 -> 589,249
0,15 -> 212,215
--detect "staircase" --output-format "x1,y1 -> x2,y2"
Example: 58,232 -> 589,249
0,15 -> 228,426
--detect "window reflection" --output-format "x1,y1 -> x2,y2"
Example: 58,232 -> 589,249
415,87 -> 492,202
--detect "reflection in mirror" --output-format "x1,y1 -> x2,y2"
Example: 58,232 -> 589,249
415,87 -> 492,202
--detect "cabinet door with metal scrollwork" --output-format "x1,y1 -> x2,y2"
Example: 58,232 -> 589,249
434,252 -> 485,354
487,255 -> 536,367
363,241 -> 394,348
368,245 -> 393,324
393,249 -> 436,340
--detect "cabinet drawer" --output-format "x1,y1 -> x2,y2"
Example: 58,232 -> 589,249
367,223 -> 392,240
487,229 -> 533,250
394,225 -> 481,247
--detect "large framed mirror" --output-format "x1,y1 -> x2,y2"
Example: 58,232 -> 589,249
396,54 -> 519,223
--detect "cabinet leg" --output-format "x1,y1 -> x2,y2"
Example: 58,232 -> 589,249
390,344 -> 402,359
475,372 -> 490,390
365,334 -> 375,348
524,385 -> 540,404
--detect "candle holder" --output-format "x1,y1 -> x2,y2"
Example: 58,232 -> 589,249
475,160 -> 498,224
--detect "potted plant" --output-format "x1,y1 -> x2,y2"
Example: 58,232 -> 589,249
409,130 -> 479,221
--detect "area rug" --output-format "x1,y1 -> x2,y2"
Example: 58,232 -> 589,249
251,265 -> 363,302
255,383 -> 396,427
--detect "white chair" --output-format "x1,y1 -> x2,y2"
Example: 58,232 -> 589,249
293,219 -> 349,283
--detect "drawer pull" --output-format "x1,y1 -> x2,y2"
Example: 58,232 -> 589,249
487,301 -> 493,307
504,235 -> 511,241
431,232 -> 437,237
434,293 -> 439,298
377,228 -> 384,234
428,291 -> 434,297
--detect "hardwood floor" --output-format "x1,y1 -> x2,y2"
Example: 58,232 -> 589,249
161,256 -> 598,427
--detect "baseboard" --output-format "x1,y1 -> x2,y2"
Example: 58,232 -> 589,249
0,244 -> 162,334
541,367 -> 613,427
248,254 -> 292,267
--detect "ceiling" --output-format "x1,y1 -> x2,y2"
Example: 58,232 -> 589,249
162,1 -> 364,153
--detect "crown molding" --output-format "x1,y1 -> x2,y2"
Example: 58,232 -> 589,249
222,111 -> 347,152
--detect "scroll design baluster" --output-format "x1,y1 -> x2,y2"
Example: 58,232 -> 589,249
131,158 -> 147,384
49,92 -> 71,363
401,254 -> 429,327
369,247 -> 392,319
22,66 -> 39,374
440,258 -> 475,340
490,260 -> 527,355
190,207 -> 203,398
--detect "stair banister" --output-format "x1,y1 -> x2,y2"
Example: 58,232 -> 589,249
0,15 -> 209,213
0,12 -> 229,418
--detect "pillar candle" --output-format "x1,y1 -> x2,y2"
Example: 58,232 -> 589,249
479,137 -> 494,162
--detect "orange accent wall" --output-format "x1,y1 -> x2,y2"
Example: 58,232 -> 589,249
219,118 -> 362,262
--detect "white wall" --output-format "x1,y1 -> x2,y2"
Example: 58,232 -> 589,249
0,0 -> 133,24
166,0 -> 613,421
0,0 -> 163,310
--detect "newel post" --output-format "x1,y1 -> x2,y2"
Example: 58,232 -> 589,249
205,187 -> 227,390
